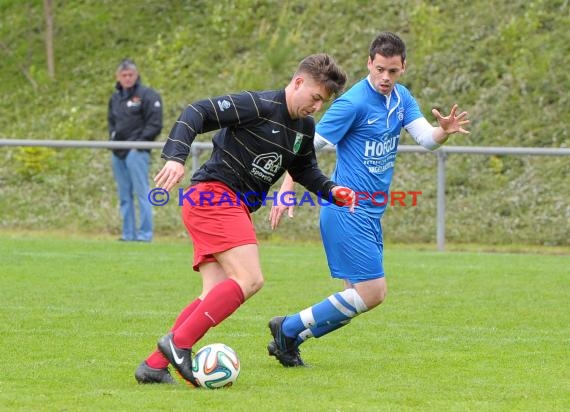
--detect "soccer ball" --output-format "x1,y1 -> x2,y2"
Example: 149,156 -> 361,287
192,343 -> 240,389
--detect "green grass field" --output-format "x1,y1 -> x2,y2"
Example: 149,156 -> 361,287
1,233 -> 569,411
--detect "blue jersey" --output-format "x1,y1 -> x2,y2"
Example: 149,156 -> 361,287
317,78 -> 422,218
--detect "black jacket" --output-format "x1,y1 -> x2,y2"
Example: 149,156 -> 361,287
107,78 -> 163,158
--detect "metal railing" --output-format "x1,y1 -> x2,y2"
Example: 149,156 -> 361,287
2,138 -> 569,250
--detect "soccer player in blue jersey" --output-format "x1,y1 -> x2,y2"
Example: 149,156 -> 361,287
267,32 -> 470,367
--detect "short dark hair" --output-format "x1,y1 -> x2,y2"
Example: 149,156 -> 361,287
369,32 -> 406,63
295,53 -> 347,97
116,58 -> 137,73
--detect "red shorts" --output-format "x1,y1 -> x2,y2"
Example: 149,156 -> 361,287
181,181 -> 258,271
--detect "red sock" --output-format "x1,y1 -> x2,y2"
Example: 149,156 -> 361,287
146,298 -> 202,369
173,278 -> 245,349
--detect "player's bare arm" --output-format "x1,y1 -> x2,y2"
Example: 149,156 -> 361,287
270,174 -> 356,230
269,172 -> 296,230
270,132 -> 336,230
270,180 -> 355,231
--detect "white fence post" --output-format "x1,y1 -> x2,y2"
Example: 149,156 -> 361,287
191,145 -> 200,175
436,150 -> 447,251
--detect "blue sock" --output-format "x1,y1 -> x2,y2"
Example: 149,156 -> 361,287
282,292 -> 358,337
295,320 -> 350,346
311,320 -> 349,338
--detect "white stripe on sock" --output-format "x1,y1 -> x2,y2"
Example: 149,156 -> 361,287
299,308 -> 316,328
298,329 -> 314,342
329,294 -> 356,318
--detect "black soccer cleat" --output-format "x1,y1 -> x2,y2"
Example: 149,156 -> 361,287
267,316 -> 305,367
157,332 -> 198,387
267,341 -> 306,367
134,361 -> 176,384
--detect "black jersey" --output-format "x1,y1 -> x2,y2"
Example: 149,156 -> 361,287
161,89 -> 335,212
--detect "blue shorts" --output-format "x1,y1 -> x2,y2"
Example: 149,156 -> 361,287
319,206 -> 384,283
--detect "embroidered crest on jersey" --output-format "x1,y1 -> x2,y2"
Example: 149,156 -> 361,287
397,106 -> 404,121
217,99 -> 231,111
250,152 -> 282,183
293,133 -> 303,154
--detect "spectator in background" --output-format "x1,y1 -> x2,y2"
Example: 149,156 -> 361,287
108,59 -> 162,242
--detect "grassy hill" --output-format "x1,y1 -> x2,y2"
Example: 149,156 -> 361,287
0,0 -> 569,246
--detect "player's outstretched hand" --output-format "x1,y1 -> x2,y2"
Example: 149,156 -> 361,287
154,160 -> 185,191
331,186 -> 356,213
432,104 -> 470,135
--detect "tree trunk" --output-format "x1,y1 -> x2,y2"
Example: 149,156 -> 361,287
44,0 -> 55,79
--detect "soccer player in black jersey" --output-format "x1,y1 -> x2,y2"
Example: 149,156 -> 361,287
134,54 -> 355,385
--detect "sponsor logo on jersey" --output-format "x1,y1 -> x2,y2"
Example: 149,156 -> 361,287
363,133 -> 400,174
250,152 -> 282,183
364,133 -> 399,158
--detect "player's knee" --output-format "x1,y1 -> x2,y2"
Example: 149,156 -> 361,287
338,288 -> 369,315
371,283 -> 387,307
241,274 -> 264,299
373,287 -> 387,306
356,280 -> 387,309
251,275 -> 264,293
